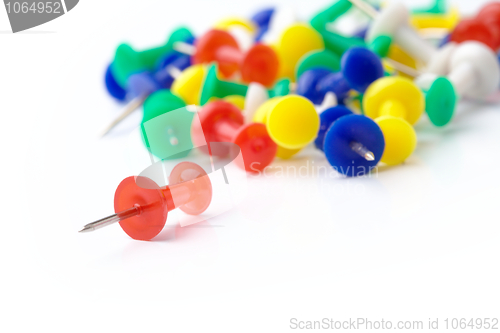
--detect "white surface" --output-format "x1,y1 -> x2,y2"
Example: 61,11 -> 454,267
1,0 -> 499,332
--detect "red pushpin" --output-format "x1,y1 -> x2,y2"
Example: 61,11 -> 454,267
191,100 -> 277,172
450,18 -> 500,51
79,162 -> 212,241
177,29 -> 279,86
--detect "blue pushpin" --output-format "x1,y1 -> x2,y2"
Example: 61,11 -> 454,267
296,68 -> 335,104
297,47 -> 384,105
105,64 -> 127,102
102,53 -> 192,136
154,53 -> 192,89
323,114 -> 385,177
314,105 -> 354,151
251,7 -> 275,41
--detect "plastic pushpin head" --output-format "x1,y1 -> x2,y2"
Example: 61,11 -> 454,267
425,76 -> 457,127
374,116 -> 417,165
112,27 -> 194,87
316,72 -> 351,104
450,19 -> 500,51
105,64 -> 127,101
323,115 -> 385,177
171,64 -> 205,105
114,162 -> 212,240
167,162 -> 213,215
314,106 -> 353,151
199,64 -> 248,105
478,2 -> 500,27
141,90 -> 192,160
253,96 -> 320,150
192,101 -> 277,172
240,43 -> 279,86
363,76 -> 424,125
275,23 -> 325,80
296,50 -> 341,80
341,47 -> 384,93
296,68 -> 332,105
193,29 -> 240,78
114,176 -> 166,241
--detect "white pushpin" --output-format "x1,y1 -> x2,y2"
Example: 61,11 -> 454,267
414,41 -> 500,126
349,0 -> 457,76
416,41 -> 500,99
244,82 -> 269,123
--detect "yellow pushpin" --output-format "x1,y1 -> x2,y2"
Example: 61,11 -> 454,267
410,7 -> 460,31
253,95 -> 320,159
363,76 -> 424,125
214,17 -> 257,34
374,115 -> 417,165
274,23 -> 324,81
171,64 -> 206,105
385,45 -> 418,79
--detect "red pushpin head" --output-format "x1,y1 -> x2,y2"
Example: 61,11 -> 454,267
240,43 -> 279,87
192,29 -> 279,86
478,2 -> 500,27
450,18 -> 500,51
111,162 -> 212,241
192,100 -> 277,172
192,29 -> 240,78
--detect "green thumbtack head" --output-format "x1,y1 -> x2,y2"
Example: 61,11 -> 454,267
413,0 -> 447,14
141,90 -> 194,160
368,35 -> 392,58
296,50 -> 341,79
425,77 -> 457,127
112,27 -> 194,87
199,64 -> 249,105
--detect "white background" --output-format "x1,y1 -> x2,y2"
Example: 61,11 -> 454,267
1,0 -> 499,332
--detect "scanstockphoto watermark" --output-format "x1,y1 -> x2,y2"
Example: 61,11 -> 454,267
248,160 -> 379,179
289,318 -> 500,330
290,318 -> 424,330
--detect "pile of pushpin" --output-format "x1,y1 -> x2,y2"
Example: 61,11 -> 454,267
80,0 -> 500,240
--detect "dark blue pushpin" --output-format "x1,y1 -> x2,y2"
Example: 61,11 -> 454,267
105,64 -> 127,102
297,47 -> 383,105
323,114 -> 385,177
251,8 -> 275,42
251,8 -> 275,28
296,68 -> 333,104
314,106 -> 353,151
155,53 -> 192,89
340,46 -> 384,93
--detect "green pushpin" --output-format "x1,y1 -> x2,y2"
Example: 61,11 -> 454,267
424,77 -> 457,127
310,0 -> 353,32
296,50 -> 341,79
269,78 -> 292,97
320,30 -> 366,57
141,90 -> 195,160
199,64 -> 249,105
368,35 -> 392,58
112,27 -> 194,87
413,0 -> 447,15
